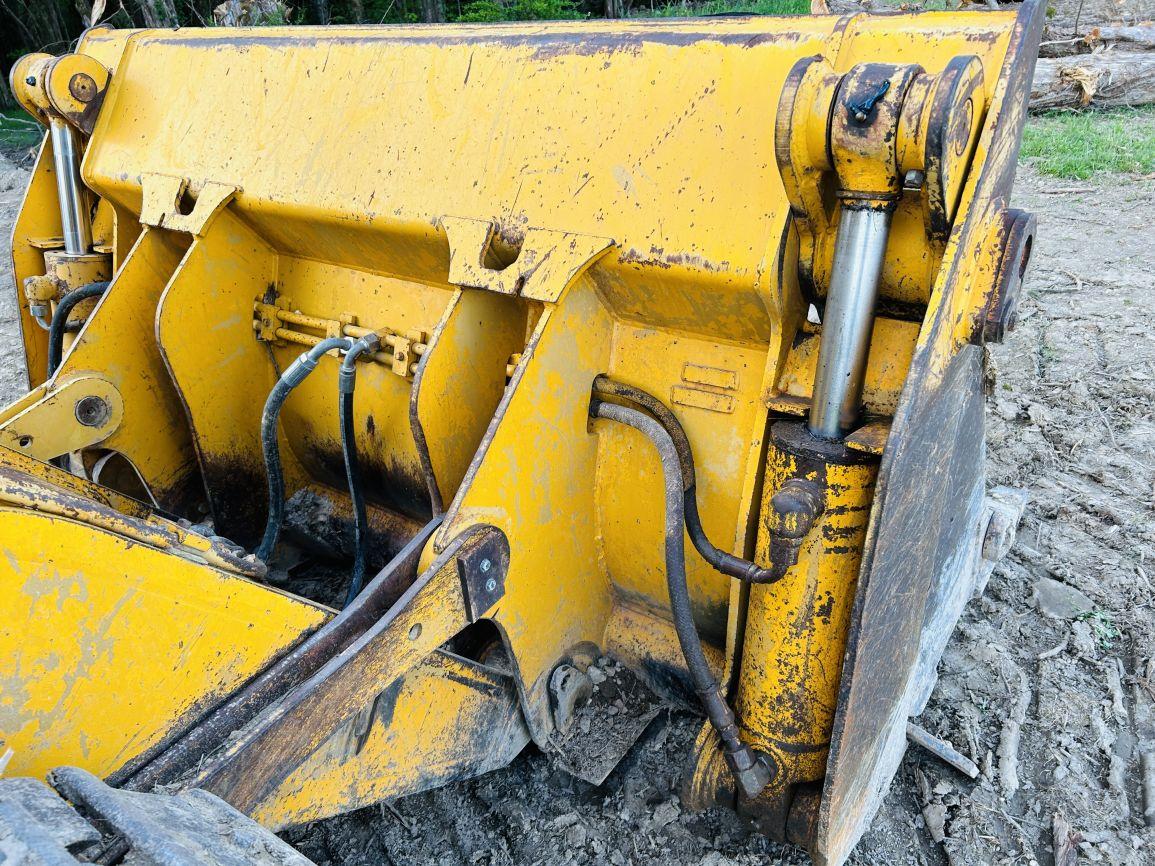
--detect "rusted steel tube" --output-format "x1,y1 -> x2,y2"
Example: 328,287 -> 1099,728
273,327 -> 418,373
269,311 -> 426,358
275,308 -> 332,332
593,400 -> 770,798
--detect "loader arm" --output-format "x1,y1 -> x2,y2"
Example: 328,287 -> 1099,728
2,5 -> 1041,864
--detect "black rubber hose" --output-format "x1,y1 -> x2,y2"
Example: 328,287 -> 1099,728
339,335 -> 380,608
592,375 -> 777,584
255,337 -> 353,563
592,400 -> 768,797
47,281 -> 109,377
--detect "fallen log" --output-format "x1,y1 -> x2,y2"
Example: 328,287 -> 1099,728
1044,0 -> 1151,35
1031,53 -> 1155,110
1041,24 -> 1155,56
813,0 -> 1152,32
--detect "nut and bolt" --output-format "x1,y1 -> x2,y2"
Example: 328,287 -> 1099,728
478,558 -> 496,592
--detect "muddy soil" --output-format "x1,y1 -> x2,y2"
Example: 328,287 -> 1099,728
2,151 -> 1152,866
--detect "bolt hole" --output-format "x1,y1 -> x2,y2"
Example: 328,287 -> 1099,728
17,435 -> 32,448
177,186 -> 197,217
1018,235 -> 1033,281
408,623 -> 422,641
482,229 -> 523,271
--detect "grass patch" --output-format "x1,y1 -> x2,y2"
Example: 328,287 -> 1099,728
632,0 -> 808,17
1021,106 -> 1155,180
0,109 -> 42,157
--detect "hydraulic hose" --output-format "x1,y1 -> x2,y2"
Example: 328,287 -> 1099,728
47,281 -> 109,377
255,337 -> 353,563
592,399 -> 770,799
592,375 -> 780,584
339,334 -> 381,608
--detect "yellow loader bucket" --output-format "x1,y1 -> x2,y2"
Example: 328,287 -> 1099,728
1,4 -> 1042,863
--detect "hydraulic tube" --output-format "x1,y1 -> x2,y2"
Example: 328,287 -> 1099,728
807,206 -> 892,440
256,337 -> 353,563
48,118 -> 92,256
47,280 -> 108,376
592,399 -> 771,799
592,375 -> 784,584
339,334 -> 381,607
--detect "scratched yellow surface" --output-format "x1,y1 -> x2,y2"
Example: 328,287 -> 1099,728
0,508 -> 327,779
0,8 -> 1031,851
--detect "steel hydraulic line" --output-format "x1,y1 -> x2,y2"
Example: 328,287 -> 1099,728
592,399 -> 771,799
46,281 -> 109,377
339,333 -> 381,608
592,375 -> 784,584
255,337 -> 353,563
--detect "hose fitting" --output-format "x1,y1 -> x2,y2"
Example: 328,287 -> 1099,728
765,478 -> 825,581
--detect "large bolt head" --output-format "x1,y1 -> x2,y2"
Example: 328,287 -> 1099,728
74,395 -> 111,428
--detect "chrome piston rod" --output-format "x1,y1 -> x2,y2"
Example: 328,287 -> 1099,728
807,205 -> 893,440
48,118 -> 92,256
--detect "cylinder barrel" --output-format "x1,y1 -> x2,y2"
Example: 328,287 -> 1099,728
732,421 -> 880,834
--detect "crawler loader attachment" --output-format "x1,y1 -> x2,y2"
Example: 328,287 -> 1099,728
3,4 -> 1042,863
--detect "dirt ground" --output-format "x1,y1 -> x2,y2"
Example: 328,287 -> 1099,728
2,149 -> 1153,866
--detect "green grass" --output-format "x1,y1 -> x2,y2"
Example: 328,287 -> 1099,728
632,0 -> 808,17
1021,106 -> 1155,180
0,108 -> 42,156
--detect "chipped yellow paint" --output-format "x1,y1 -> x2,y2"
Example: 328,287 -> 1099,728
0,507 -> 327,780
252,651 -> 530,829
0,6 -> 1037,856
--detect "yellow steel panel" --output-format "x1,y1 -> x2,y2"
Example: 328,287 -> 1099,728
253,651 -> 529,829
0,508 -> 327,779
414,288 -> 529,509
597,322 -> 768,645
50,228 -> 198,508
438,276 -> 614,738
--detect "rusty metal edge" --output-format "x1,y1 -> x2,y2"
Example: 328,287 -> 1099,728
813,1 -> 1046,862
